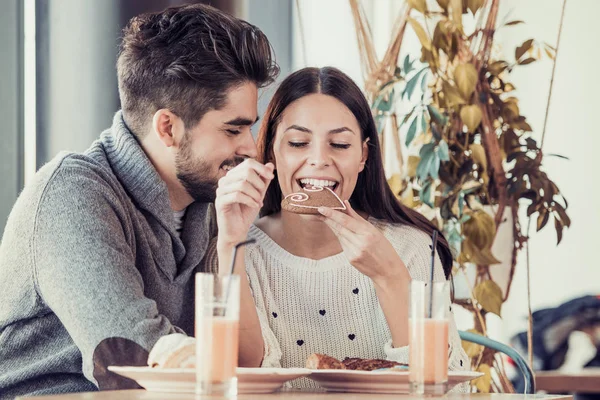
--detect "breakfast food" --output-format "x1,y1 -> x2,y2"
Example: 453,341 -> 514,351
341,357 -> 405,371
148,333 -> 196,369
281,186 -> 346,215
306,353 -> 408,371
306,353 -> 346,370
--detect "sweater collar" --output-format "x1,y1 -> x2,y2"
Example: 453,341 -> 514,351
100,111 -> 213,280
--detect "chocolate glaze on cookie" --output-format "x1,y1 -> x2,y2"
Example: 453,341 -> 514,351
281,186 -> 346,215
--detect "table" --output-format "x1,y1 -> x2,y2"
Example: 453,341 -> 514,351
535,369 -> 600,394
18,391 -> 574,400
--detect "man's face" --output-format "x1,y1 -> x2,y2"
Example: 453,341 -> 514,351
175,82 -> 259,203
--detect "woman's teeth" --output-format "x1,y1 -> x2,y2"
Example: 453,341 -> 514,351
299,178 -> 337,188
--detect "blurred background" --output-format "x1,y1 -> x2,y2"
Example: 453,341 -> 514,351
1,0 -> 599,390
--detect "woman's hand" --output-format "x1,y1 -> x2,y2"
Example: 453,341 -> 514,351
319,200 -> 412,348
318,200 -> 410,287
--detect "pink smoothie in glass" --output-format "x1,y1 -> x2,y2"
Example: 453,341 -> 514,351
409,318 -> 449,384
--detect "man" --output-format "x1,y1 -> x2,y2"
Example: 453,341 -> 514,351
0,4 -> 278,398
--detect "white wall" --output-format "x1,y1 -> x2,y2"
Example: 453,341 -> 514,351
498,0 -> 600,340
293,0 -> 600,343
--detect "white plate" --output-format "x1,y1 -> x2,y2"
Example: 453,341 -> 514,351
307,369 -> 483,394
107,366 -> 310,394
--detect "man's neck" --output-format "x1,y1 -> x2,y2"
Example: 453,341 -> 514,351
167,184 -> 193,212
140,137 -> 193,212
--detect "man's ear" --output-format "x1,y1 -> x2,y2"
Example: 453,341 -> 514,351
359,137 -> 370,172
152,109 -> 184,148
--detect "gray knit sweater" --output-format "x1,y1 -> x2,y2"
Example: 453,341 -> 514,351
0,112 -> 216,399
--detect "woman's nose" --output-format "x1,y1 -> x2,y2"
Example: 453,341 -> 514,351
308,145 -> 331,168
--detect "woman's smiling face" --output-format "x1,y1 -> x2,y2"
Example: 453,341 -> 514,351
272,93 -> 369,202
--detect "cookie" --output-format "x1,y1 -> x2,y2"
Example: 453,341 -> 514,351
281,186 -> 346,215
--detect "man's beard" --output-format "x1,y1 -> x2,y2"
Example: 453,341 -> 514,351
175,134 -> 245,203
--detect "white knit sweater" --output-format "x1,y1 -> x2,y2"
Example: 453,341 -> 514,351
245,218 -> 470,390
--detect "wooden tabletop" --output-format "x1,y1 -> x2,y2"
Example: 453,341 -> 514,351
17,390 -> 574,400
535,368 -> 600,394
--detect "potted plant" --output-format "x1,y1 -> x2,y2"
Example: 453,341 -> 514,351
349,0 -> 569,392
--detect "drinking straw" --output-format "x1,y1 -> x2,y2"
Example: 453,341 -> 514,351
221,238 -> 256,316
429,230 -> 438,318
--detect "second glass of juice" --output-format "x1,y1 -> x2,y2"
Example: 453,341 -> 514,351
409,280 -> 450,395
195,273 -> 240,398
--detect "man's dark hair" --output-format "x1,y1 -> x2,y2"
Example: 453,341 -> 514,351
117,3 -> 279,137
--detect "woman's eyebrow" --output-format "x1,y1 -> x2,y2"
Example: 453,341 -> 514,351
284,124 -> 312,133
284,125 -> 355,135
328,127 -> 355,135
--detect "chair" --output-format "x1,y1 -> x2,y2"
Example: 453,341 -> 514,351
459,330 -> 535,394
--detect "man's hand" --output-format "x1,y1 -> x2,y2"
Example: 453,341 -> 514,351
215,159 -> 274,247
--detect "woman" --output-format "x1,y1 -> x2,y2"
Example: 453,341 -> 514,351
243,66 -> 469,388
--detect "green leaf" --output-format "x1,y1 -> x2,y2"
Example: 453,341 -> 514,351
430,152 -> 441,180
419,142 -> 436,160
374,89 -> 395,113
420,69 -> 429,92
420,112 -> 427,135
438,140 -> 450,161
473,280 -> 503,317
431,124 -> 442,141
446,225 -> 463,258
417,143 -> 436,181
405,68 -> 428,99
420,180 -> 434,208
403,55 -> 414,75
406,116 -> 419,146
427,104 -> 448,125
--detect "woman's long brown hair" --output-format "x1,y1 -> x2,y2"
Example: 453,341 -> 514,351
256,67 -> 453,278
